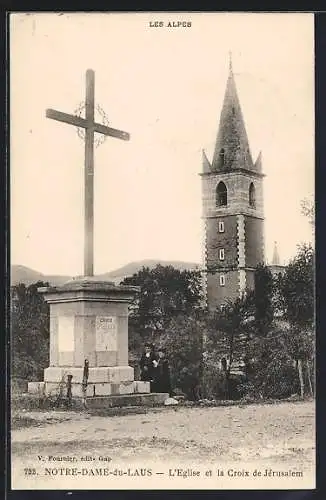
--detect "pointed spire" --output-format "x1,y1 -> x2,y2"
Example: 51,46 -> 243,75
272,241 -> 280,266
202,149 -> 211,173
211,56 -> 254,172
254,151 -> 263,173
229,51 -> 232,72
229,51 -> 233,74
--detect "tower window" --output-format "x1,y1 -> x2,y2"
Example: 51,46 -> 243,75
221,357 -> 228,371
219,249 -> 225,261
218,221 -> 225,233
219,148 -> 225,166
219,274 -> 225,286
216,181 -> 227,207
249,182 -> 256,208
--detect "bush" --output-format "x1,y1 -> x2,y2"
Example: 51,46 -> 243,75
241,352 -> 299,400
11,282 -> 50,381
201,361 -> 225,399
257,358 -> 298,399
158,312 -> 204,400
202,361 -> 245,400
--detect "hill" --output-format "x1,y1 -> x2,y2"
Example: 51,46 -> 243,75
11,260 -> 200,286
10,265 -> 71,287
99,259 -> 200,282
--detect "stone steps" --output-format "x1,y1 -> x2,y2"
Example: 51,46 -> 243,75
84,392 -> 169,409
11,392 -> 169,411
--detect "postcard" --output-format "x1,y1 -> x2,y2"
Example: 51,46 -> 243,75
10,12 -> 315,490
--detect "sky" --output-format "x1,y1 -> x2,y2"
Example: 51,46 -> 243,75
10,13 -> 314,276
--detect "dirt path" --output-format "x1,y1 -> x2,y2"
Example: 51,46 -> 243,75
11,401 -> 315,490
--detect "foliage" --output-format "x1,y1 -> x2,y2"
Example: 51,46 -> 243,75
277,243 -> 314,327
11,281 -> 50,380
253,264 -> 274,335
206,296 -> 253,399
204,247 -> 315,400
301,196 -> 315,228
122,264 -> 202,349
241,324 -> 298,398
240,320 -> 315,399
158,311 -> 205,400
9,244 -> 315,402
271,244 -> 314,397
201,359 -> 226,399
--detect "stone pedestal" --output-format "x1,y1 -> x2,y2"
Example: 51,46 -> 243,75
36,277 -> 151,399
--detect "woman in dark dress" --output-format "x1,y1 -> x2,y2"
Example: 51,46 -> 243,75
153,347 -> 172,396
139,343 -> 157,387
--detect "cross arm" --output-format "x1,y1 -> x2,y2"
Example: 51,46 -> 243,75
46,109 -> 87,129
93,122 -> 130,141
46,108 -> 130,141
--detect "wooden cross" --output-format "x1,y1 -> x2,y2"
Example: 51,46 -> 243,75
46,69 -> 130,277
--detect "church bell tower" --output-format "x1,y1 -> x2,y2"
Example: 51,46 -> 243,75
201,57 -> 265,311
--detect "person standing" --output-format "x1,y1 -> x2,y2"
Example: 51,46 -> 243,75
153,347 -> 172,396
139,343 -> 157,389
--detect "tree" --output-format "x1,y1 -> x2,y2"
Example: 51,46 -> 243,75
284,325 -> 314,397
242,324 -> 299,399
277,243 -> 314,327
301,196 -> 315,229
241,247 -> 315,400
235,265 -> 275,393
11,281 -> 50,380
208,296 -> 253,399
253,264 -> 274,335
277,243 -> 315,397
158,311 -> 206,400
122,265 -> 202,349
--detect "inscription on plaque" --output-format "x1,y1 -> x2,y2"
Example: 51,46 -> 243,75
96,316 -> 117,351
58,316 -> 75,352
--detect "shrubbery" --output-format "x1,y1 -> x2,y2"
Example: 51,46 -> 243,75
10,244 -> 314,402
11,281 -> 50,381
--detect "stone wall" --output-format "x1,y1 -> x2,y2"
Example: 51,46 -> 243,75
206,215 -> 238,270
206,270 -> 239,311
202,171 -> 265,309
244,216 -> 265,268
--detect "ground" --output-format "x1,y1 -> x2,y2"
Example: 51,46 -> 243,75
11,400 -> 315,490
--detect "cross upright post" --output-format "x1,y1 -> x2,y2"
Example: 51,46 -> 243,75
39,70 -> 164,408
46,69 -> 130,277
84,69 -> 95,277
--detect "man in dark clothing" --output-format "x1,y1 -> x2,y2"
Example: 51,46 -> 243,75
153,347 -> 172,396
139,343 -> 157,386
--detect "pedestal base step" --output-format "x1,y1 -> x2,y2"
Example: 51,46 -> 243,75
28,380 -> 151,397
84,392 -> 169,409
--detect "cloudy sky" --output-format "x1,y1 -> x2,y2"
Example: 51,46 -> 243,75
10,13 -> 314,276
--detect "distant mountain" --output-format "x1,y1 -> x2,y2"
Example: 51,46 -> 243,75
10,260 -> 200,286
100,259 -> 200,282
10,265 -> 71,286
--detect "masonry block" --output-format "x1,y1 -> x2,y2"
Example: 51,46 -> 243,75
91,383 -> 112,396
44,382 -> 65,397
133,380 -> 150,394
105,366 -> 134,383
44,366 -> 134,384
28,382 -> 45,395
44,367 -> 78,383
37,279 -> 141,407
118,382 -> 135,395
85,392 -> 170,409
